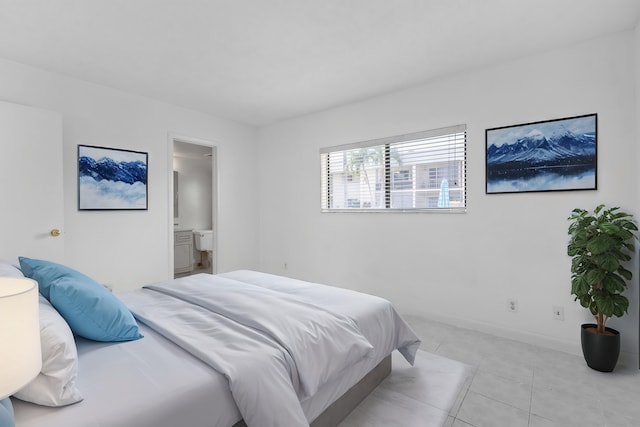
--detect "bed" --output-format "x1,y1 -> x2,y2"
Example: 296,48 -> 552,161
5,259 -> 420,427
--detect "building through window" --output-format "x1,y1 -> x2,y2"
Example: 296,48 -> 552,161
320,125 -> 466,212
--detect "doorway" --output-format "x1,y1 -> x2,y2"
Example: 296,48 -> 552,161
169,135 -> 218,278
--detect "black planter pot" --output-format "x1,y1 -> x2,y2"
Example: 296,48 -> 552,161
580,323 -> 620,372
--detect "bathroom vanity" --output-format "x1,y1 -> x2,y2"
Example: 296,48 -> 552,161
174,229 -> 194,274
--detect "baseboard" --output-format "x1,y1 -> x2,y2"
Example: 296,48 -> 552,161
406,310 -> 584,357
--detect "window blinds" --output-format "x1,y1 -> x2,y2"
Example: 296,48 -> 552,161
320,124 -> 466,212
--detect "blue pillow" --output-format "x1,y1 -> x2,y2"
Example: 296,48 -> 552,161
17,257 -> 65,299
0,398 -> 14,427
18,257 -> 142,342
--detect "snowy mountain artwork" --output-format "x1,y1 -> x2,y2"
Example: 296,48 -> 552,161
78,145 -> 148,210
485,114 -> 596,194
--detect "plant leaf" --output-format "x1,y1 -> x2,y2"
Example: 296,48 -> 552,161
586,235 -> 613,255
618,267 -> 632,281
585,269 -> 606,286
595,252 -> 619,272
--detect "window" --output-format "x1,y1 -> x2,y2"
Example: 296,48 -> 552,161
320,125 -> 466,212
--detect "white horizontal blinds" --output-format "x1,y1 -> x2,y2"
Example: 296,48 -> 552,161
321,124 -> 466,211
321,147 -> 386,209
320,153 -> 329,209
389,130 -> 466,210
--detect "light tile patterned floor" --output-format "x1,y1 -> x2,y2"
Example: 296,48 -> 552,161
339,350 -> 473,427
404,315 -> 640,427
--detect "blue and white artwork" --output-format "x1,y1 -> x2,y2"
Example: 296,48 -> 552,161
486,114 -> 597,194
78,145 -> 148,210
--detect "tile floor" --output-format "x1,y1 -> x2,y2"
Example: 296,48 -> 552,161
175,264 -> 213,279
339,349 -> 473,427
404,315 -> 640,427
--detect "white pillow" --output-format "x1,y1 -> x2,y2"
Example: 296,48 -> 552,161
0,260 -> 23,278
13,296 -> 83,406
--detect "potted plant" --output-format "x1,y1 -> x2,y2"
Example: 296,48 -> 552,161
567,204 -> 637,372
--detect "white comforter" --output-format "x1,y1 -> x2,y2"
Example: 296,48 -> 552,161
121,271 -> 420,427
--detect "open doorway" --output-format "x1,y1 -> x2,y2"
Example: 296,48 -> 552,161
170,136 -> 218,278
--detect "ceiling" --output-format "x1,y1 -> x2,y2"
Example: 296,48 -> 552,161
0,1 -> 639,127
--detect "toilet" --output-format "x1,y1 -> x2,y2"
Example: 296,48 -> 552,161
193,230 -> 213,269
193,230 -> 213,252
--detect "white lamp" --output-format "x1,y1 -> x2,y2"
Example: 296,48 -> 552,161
0,277 -> 42,427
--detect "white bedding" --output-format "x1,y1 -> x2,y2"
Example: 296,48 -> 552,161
13,270 -> 420,427
13,322 -> 243,427
219,270 -> 420,365
123,275 -> 376,426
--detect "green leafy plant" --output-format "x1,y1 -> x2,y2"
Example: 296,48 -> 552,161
567,205 -> 637,334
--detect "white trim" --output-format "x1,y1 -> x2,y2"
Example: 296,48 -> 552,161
321,208 -> 467,214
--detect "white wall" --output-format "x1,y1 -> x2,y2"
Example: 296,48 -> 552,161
258,31 -> 639,356
173,154 -> 213,232
0,58 -> 259,291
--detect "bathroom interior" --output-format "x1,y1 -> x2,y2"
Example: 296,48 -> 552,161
173,140 -> 215,278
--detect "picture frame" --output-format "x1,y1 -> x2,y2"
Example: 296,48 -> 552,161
485,114 -> 597,194
78,144 -> 148,210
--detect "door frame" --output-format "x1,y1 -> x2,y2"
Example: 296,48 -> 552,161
167,132 -> 219,279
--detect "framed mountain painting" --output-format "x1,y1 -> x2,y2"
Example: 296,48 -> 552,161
485,114 -> 597,194
78,145 -> 148,210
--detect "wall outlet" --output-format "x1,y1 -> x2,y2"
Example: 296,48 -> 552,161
552,306 -> 565,321
507,299 -> 518,312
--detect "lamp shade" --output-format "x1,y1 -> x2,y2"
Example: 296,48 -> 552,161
0,278 -> 42,399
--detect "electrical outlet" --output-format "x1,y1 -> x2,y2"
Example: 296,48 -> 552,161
552,306 -> 565,321
507,299 -> 518,312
